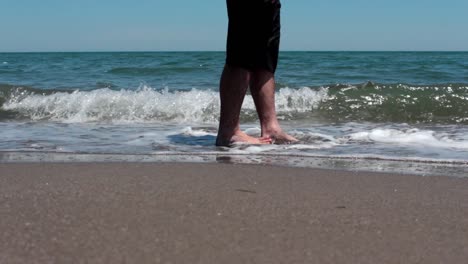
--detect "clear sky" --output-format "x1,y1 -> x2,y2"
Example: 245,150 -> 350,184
0,0 -> 467,52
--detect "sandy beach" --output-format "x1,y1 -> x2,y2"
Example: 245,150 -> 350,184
1,162 -> 467,263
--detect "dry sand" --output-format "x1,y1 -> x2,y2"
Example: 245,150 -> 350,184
1,162 -> 467,263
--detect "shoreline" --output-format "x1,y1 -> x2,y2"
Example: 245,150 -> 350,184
1,151 -> 467,177
1,162 -> 467,263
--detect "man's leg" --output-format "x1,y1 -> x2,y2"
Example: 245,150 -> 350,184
216,65 -> 272,147
250,69 -> 297,143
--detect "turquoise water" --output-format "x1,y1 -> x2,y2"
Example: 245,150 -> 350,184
1,52 -> 467,175
1,51 -> 467,89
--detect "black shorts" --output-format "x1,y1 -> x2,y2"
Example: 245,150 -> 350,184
225,0 -> 282,74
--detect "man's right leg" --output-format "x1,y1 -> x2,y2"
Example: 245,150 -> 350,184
216,65 -> 272,147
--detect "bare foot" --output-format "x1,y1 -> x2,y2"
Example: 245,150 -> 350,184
263,129 -> 298,145
216,130 -> 272,147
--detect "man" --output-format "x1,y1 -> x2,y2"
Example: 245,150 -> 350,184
216,0 -> 297,146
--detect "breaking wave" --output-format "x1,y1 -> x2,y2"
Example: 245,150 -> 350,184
1,82 -> 468,124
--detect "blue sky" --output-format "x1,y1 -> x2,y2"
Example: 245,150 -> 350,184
0,0 -> 466,51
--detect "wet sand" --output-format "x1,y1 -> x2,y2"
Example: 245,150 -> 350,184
1,162 -> 467,263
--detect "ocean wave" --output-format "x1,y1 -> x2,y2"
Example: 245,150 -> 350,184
347,128 -> 468,150
0,85 -> 328,123
108,66 -> 205,76
319,82 -> 468,123
1,83 -> 468,124
2,86 -> 220,123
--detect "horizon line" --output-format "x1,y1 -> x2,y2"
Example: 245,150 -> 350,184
1,50 -> 467,53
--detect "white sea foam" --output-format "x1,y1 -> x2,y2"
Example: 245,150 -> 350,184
2,86 -> 328,123
349,128 -> 468,150
181,127 -> 216,136
3,86 -> 219,123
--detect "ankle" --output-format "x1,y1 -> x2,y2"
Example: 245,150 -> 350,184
262,124 -> 282,136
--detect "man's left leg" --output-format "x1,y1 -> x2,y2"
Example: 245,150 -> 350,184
249,70 -> 298,143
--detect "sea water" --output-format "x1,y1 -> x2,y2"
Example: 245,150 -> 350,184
1,52 -> 467,175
